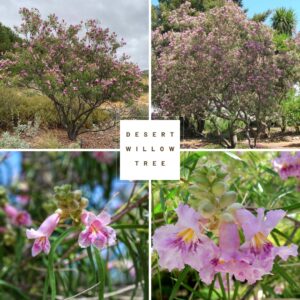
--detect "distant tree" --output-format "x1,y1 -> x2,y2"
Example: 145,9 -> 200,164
272,8 -> 297,36
252,10 -> 272,23
0,8 -> 142,141
0,23 -> 20,57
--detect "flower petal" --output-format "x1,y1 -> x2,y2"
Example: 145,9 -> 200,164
26,228 -> 44,239
273,244 -> 298,261
96,211 -> 111,225
264,210 -> 286,236
78,229 -> 92,248
39,213 -> 60,237
236,209 -> 260,240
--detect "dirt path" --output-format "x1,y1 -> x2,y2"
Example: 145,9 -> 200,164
181,134 -> 300,149
24,127 -> 120,149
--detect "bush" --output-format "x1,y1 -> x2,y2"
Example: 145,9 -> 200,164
0,86 -> 114,132
0,86 -> 59,129
283,95 -> 300,132
0,132 -> 28,148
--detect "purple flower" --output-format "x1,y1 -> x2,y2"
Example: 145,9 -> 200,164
273,152 -> 300,180
153,203 -> 211,271
236,208 -> 298,274
78,210 -> 116,249
26,212 -> 61,256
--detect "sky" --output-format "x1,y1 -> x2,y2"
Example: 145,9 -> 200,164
0,0 -> 149,70
152,0 -> 300,30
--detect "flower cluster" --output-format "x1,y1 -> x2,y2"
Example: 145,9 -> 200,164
26,185 -> 116,257
273,152 -> 300,180
153,203 -> 298,285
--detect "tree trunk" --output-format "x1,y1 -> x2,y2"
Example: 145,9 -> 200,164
281,116 -> 287,133
67,125 -> 78,141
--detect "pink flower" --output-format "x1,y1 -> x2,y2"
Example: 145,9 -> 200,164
4,203 -> 32,227
16,195 -> 30,205
26,212 -> 61,257
236,208 -> 298,274
78,210 -> 116,249
153,203 -> 211,272
273,152 -> 300,179
92,152 -> 115,165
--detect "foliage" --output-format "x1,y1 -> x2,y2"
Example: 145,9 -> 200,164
282,92 -> 300,132
272,8 -> 297,36
0,8 -> 142,141
0,132 -> 29,149
152,0 -> 243,30
0,152 -> 149,299
152,2 -> 300,148
0,23 -> 21,57
152,151 -> 300,299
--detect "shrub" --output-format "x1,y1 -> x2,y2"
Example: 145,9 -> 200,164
0,86 -> 59,129
283,95 -> 300,132
0,132 -> 28,148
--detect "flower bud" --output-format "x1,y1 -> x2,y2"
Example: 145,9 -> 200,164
227,203 -> 243,214
80,197 -> 89,208
207,168 -> 217,183
212,181 -> 227,197
220,212 -> 235,223
200,200 -> 216,217
219,191 -> 237,208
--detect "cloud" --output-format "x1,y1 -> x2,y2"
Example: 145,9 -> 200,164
0,0 -> 149,69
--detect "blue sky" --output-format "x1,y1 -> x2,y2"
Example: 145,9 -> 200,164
152,0 -> 300,30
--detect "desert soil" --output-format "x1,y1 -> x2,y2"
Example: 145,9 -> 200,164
181,131 -> 300,149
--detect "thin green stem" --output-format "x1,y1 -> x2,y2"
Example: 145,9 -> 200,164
232,281 -> 239,300
87,247 -> 97,283
226,273 -> 230,300
208,275 -> 216,300
94,247 -> 105,300
48,227 -> 77,300
217,273 -> 227,300
169,266 -> 189,300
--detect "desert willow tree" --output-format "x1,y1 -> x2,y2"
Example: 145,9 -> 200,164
153,1 -> 299,148
0,8 -> 142,141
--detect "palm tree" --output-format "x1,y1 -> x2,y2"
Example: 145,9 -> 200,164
271,8 -> 297,36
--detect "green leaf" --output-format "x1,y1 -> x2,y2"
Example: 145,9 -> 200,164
94,247 -> 105,300
48,227 -> 77,300
169,267 -> 189,300
0,280 -> 31,300
273,262 -> 300,291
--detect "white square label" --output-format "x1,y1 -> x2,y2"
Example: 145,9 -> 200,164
120,120 -> 180,180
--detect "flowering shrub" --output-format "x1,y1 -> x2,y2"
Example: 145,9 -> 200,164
152,151 -> 300,299
0,8 -> 142,140
152,1 -> 300,148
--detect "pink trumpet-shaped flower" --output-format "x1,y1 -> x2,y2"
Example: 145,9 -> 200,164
236,208 -> 298,273
26,212 -> 61,257
153,203 -> 211,271
4,203 -> 32,227
78,210 -> 116,249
